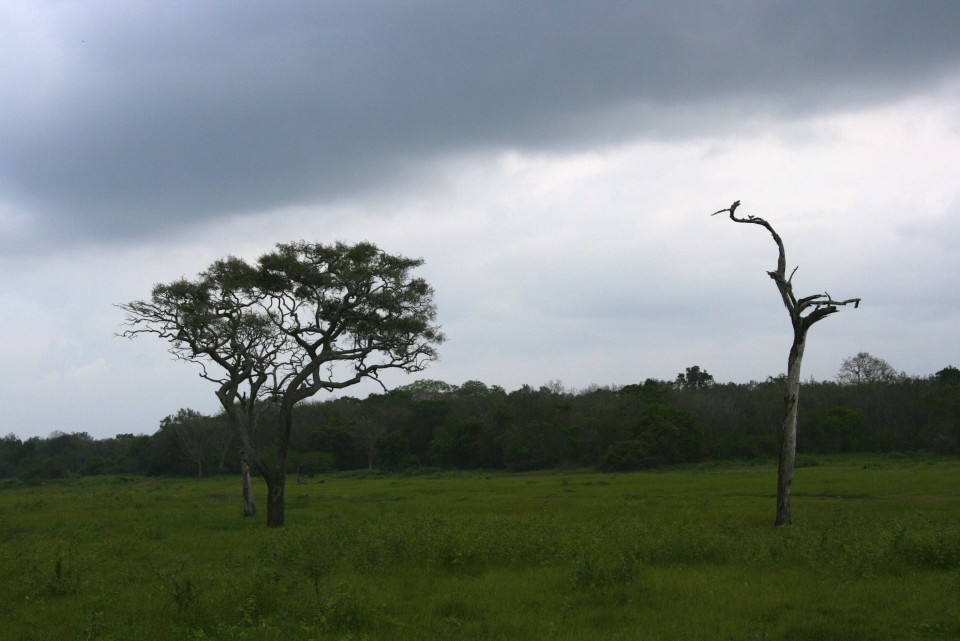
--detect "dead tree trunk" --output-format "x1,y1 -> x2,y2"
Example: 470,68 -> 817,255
778,332 -> 805,526
713,200 -> 860,526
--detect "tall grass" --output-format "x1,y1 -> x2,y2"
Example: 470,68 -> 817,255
1,456 -> 958,640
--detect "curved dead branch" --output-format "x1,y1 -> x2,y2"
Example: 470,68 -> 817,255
712,200 -> 860,331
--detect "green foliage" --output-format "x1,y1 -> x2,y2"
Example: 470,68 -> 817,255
598,439 -> 654,471
13,543 -> 82,598
429,416 -> 501,469
891,516 -> 960,570
633,402 -> 702,464
569,543 -> 644,590
5,364 -> 960,481
807,406 -> 864,453
289,450 -> 335,476
502,421 -> 572,470
375,431 -> 414,471
935,366 -> 960,386
675,365 -> 715,389
598,401 -> 703,471
156,565 -> 201,621
922,376 -> 960,454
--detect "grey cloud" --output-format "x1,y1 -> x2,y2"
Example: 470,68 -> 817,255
2,1 -> 959,243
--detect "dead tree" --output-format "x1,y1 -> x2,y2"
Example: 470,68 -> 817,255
712,200 -> 860,526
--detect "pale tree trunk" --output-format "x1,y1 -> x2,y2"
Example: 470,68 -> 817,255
240,448 -> 256,518
713,201 -> 859,526
776,333 -> 806,526
218,389 -> 264,521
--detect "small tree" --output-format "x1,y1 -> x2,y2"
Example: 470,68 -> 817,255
161,408 -> 209,477
712,201 -> 859,526
207,413 -> 236,473
676,365 -> 714,389
121,241 -> 443,527
353,416 -> 389,471
836,352 -> 901,384
935,366 -> 960,386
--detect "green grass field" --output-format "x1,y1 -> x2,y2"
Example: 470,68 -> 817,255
1,456 -> 958,640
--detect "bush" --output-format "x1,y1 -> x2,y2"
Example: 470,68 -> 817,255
290,450 -> 335,476
80,456 -> 114,475
598,439 -> 664,471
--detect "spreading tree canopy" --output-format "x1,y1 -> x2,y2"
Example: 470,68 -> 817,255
121,240 -> 444,526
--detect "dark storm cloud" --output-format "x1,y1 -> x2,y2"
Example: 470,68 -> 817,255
2,1 -> 959,241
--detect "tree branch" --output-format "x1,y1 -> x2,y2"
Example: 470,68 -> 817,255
711,200 -> 860,332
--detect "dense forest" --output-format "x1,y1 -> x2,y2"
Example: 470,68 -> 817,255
3,358 -> 958,482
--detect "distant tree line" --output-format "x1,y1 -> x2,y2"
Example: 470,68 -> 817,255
3,358 -> 958,482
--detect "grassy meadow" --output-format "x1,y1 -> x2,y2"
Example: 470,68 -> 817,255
1,455 -> 959,640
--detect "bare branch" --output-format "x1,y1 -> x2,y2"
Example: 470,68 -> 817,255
711,200 -> 741,217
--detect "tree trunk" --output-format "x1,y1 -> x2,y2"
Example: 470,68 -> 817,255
262,402 -> 295,528
776,330 -> 807,526
240,448 -> 256,518
265,472 -> 286,528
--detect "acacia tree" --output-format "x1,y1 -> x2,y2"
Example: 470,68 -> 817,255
122,241 -> 443,527
253,241 -> 443,525
712,201 -> 859,526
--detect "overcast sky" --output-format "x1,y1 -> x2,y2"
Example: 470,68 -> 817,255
2,1 -> 959,439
